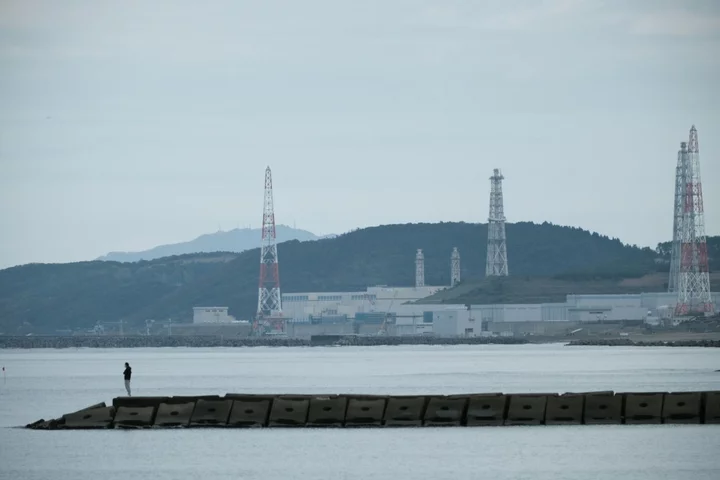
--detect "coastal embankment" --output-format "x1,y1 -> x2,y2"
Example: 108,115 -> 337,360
3,334 -> 720,349
0,335 -> 528,349
25,390 -> 720,430
566,339 -> 720,347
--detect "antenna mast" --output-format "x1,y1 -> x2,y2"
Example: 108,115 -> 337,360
668,142 -> 687,293
486,168 -> 509,277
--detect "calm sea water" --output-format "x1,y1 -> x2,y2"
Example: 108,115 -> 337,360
1,344 -> 719,480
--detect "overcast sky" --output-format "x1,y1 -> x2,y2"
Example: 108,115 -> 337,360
1,0 -> 719,269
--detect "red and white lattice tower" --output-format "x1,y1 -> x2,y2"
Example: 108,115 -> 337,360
675,125 -> 714,316
255,166 -> 284,332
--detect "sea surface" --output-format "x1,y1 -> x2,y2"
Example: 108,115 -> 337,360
0,343 -> 719,480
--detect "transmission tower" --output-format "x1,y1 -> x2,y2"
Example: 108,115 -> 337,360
256,166 -> 284,332
415,249 -> 425,288
451,247 -> 461,287
486,168 -> 509,277
675,126 -> 714,316
668,142 -> 688,293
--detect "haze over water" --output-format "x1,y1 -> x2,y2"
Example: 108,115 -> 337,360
1,344 -> 719,480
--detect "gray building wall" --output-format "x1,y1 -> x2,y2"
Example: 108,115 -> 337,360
432,309 -> 477,337
285,322 -> 355,340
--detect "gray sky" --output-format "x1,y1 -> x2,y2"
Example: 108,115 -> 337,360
1,0 -> 719,269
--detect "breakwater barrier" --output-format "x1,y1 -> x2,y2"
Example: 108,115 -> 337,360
25,391 -> 720,430
0,335 -> 528,349
566,339 -> 720,348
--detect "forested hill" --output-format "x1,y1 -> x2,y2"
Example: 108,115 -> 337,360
655,236 -> 720,271
0,221 -> 699,333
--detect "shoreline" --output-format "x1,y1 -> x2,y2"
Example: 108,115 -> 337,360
0,335 -> 528,349
1,334 -> 719,349
566,338 -> 720,347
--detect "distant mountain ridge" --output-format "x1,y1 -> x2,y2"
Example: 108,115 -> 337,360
97,225 -> 334,262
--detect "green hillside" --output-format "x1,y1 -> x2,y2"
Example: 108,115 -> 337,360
655,236 -> 720,271
417,273 -> 720,306
0,221 -> 709,333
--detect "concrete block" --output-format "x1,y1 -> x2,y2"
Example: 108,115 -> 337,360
154,402 -> 196,427
113,396 -> 169,409
63,406 -> 115,429
545,393 -> 584,425
702,391 -> 720,424
583,393 -> 622,424
268,396 -> 310,427
30,418 -> 62,430
384,396 -> 427,427
662,392 -> 701,424
67,402 -> 107,414
190,399 -> 233,427
227,398 -> 272,428
505,394 -> 551,426
166,395 -> 221,405
113,406 -> 156,428
26,418 -> 46,429
624,392 -> 663,424
307,396 -> 348,427
344,396 -> 387,427
423,396 -> 468,427
466,394 -> 507,426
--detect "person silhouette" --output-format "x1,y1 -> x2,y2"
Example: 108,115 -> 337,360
123,362 -> 132,396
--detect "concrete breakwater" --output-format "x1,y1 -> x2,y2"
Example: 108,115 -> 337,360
25,390 -> 720,430
567,339 -> 720,347
0,335 -> 308,349
0,335 -> 527,349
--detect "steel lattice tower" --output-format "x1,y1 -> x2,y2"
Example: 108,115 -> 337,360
675,126 -> 714,316
486,168 -> 509,277
668,142 -> 688,293
451,247 -> 461,287
257,166 -> 283,322
415,249 -> 425,288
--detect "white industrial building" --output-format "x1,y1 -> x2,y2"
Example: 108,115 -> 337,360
280,288 -> 720,338
282,285 -> 448,322
185,306 -> 251,336
192,306 -> 236,324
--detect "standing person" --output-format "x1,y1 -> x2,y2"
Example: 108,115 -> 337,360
123,362 -> 132,396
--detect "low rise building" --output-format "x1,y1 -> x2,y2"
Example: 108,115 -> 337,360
278,287 -> 720,338
192,307 -> 235,324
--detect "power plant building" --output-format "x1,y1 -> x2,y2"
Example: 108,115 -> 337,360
193,307 -> 235,324
280,288 -> 720,338
281,286 -> 447,323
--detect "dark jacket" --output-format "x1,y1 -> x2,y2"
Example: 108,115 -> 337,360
123,366 -> 132,381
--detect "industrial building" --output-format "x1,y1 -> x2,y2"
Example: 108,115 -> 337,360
279,288 -> 720,339
281,286 -> 446,320
192,307 -> 236,324
182,306 -> 251,337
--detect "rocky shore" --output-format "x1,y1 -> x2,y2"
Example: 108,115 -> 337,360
0,335 -> 528,349
566,338 -> 720,347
